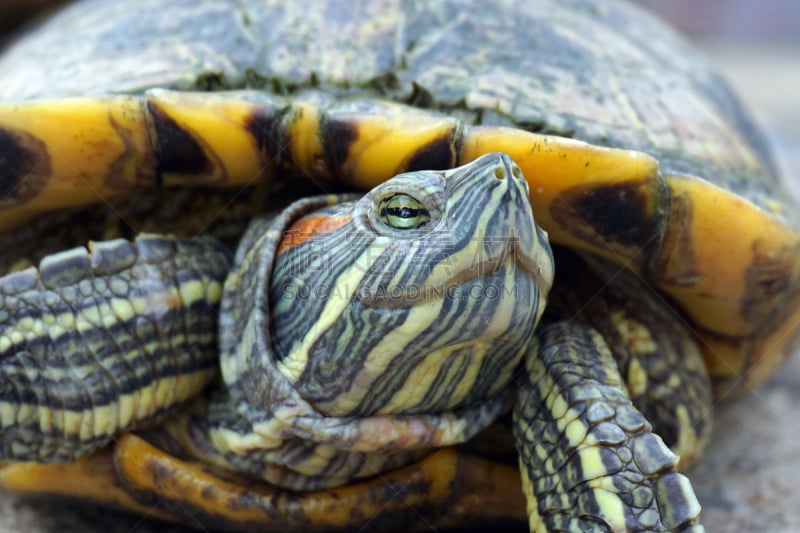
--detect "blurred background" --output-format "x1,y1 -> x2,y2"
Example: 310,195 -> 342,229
642,0 -> 800,198
0,1 -> 798,531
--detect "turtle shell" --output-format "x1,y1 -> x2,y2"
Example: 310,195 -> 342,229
0,0 -> 784,196
0,0 -> 798,531
1,0 -> 797,396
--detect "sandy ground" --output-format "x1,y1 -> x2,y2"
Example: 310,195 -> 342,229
1,21 -> 799,533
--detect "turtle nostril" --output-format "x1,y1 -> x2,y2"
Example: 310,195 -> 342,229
512,165 -> 523,180
494,166 -> 507,180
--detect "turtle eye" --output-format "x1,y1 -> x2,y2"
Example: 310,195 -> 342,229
378,194 -> 430,229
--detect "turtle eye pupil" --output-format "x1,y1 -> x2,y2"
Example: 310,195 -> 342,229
378,194 -> 430,229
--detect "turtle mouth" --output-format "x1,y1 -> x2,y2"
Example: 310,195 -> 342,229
510,238 -> 553,296
357,237 -> 549,308
442,238 -> 551,299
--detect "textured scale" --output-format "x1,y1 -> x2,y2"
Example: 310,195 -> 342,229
545,250 -> 713,466
0,235 -> 230,461
514,323 -> 702,532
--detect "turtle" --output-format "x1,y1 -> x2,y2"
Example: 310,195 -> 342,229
0,0 -> 798,531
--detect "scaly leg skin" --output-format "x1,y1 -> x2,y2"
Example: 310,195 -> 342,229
0,235 -> 229,462
513,322 -> 703,532
546,250 -> 713,468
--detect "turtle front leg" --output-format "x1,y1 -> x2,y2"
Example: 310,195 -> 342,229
546,250 -> 714,468
0,235 -> 229,462
514,322 -> 703,532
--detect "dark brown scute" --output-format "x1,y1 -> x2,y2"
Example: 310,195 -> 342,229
741,240 -> 800,326
147,102 -> 212,180
649,191 -> 699,286
244,105 -> 283,162
0,129 -> 29,196
403,132 -> 456,172
323,117 -> 359,169
551,180 -> 664,264
0,127 -> 50,205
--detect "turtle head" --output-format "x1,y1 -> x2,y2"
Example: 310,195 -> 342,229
269,153 -> 554,416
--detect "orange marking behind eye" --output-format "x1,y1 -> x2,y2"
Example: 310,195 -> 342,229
277,214 -> 352,254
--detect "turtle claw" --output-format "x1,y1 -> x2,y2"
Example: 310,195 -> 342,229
514,323 -> 703,532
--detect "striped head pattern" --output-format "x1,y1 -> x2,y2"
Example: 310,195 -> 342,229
268,153 -> 554,417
